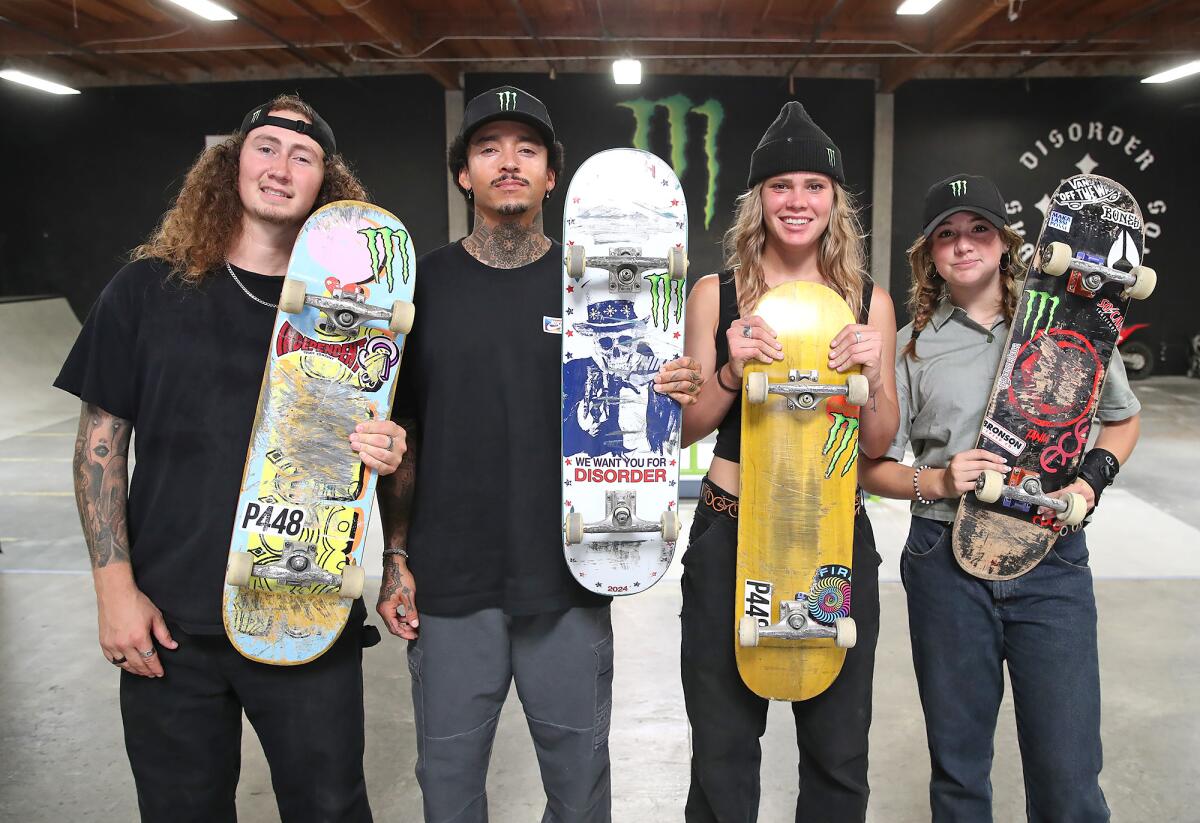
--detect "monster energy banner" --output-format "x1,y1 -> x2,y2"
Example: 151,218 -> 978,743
466,73 -> 875,291
891,77 -> 1195,373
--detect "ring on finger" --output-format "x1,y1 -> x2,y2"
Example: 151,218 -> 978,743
854,331 -> 862,343
385,435 -> 394,451
110,655 -> 127,666
139,648 -> 156,659
742,323 -> 753,338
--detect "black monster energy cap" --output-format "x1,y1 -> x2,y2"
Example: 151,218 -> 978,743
239,102 -> 337,157
460,86 -> 555,146
921,174 -> 1008,238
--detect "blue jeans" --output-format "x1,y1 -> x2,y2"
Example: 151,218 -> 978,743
901,516 -> 1109,823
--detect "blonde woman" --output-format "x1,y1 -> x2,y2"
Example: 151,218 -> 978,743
859,174 -> 1141,821
675,102 -> 899,822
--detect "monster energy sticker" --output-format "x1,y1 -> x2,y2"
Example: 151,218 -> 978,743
644,273 -> 685,332
743,578 -> 773,626
496,89 -> 517,111
358,226 -> 411,291
1021,290 -> 1060,335
822,413 -> 859,479
618,95 -> 723,229
950,179 -> 968,197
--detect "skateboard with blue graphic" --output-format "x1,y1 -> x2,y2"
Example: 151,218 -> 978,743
560,148 -> 687,596
736,282 -> 868,701
223,200 -> 415,664
954,174 -> 1156,580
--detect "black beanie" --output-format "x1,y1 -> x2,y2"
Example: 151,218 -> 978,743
747,101 -> 844,188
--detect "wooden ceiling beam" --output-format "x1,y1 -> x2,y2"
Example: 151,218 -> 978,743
879,0 -> 1010,92
333,0 -> 460,88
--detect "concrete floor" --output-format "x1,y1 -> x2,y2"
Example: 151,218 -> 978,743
3,299 -> 1199,821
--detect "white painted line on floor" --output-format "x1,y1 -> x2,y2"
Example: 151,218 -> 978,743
0,491 -> 72,496
0,569 -> 91,575
21,432 -> 74,437
0,457 -> 71,462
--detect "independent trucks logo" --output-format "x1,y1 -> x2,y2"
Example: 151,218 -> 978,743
618,95 -> 725,229
496,90 -> 517,111
950,179 -> 967,197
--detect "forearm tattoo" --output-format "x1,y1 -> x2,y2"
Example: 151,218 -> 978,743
72,403 -> 132,568
377,419 -> 418,550
461,210 -> 551,269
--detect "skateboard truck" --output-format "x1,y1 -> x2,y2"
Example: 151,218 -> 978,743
1039,242 -> 1156,301
565,244 -> 688,286
746,369 -> 870,410
738,595 -> 856,648
974,470 -> 1087,527
226,542 -> 366,599
278,278 -> 415,335
565,490 -> 680,544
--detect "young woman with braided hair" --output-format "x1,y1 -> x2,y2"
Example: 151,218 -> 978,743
859,173 -> 1141,822
676,101 -> 899,822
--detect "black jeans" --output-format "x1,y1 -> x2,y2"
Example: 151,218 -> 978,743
120,622 -> 378,823
680,478 -> 881,823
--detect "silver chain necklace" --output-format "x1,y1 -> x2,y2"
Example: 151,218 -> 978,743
225,261 -> 277,309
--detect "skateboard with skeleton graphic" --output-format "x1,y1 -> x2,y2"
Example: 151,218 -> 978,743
223,200 -> 415,664
953,174 -> 1156,580
560,148 -> 687,596
736,281 -> 869,701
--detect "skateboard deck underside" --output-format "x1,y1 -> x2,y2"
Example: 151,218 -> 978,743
953,174 -> 1145,580
737,282 -> 860,700
561,148 -> 686,596
224,200 -> 415,664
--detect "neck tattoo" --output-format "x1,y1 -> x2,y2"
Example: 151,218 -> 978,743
462,210 -> 551,269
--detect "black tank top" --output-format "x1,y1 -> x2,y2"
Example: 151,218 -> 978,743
712,272 -> 874,463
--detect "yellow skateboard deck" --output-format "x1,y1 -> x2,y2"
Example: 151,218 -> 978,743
736,281 -> 866,701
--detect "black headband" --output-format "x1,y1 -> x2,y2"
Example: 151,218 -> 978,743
239,103 -> 336,156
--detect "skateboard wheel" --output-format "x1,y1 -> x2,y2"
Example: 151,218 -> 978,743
738,616 -> 760,648
566,244 -> 586,280
1040,241 -> 1072,277
661,511 -> 680,542
1124,265 -> 1156,301
389,299 -> 415,334
668,246 -> 687,281
339,564 -> 366,599
975,470 -> 1005,504
746,372 -> 768,405
834,617 -> 857,649
565,512 -> 584,545
845,374 -> 869,407
226,552 -> 255,587
1060,492 -> 1088,527
278,278 -> 307,314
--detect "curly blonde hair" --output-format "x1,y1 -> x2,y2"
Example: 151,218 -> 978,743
900,224 -> 1025,360
722,180 -> 867,320
132,94 -> 368,284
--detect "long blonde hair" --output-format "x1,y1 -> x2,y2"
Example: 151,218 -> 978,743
722,181 -> 867,320
901,224 -> 1025,359
132,94 -> 367,285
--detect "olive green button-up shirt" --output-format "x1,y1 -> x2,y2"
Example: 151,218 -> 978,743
886,297 -> 1141,522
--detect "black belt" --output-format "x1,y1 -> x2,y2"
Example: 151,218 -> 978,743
699,476 -> 864,521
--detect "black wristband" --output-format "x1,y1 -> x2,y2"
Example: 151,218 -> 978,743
1077,448 -> 1120,504
716,364 -> 740,393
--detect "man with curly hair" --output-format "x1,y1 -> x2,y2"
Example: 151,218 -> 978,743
54,94 -> 405,822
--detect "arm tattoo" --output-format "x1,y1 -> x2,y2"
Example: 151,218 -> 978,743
377,418 -> 419,551
72,403 -> 132,568
461,209 -> 551,269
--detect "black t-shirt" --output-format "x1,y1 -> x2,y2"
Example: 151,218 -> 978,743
394,241 -> 609,617
55,257 -> 364,634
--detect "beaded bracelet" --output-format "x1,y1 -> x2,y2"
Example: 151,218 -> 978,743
912,465 -> 936,506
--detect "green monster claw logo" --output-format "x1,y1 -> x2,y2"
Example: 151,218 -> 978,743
950,179 -> 967,196
827,147 -> 836,167
822,413 -> 860,478
358,227 -> 411,291
617,95 -> 724,230
496,90 -> 516,111
1021,290 -> 1060,334
644,273 -> 685,332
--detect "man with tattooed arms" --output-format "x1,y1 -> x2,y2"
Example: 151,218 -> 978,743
55,94 -> 406,822
375,86 -> 702,822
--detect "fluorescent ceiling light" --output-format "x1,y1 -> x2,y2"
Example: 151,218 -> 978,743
896,0 -> 945,14
0,69 -> 80,95
163,0 -> 237,22
613,59 -> 642,85
1141,60 -> 1200,84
